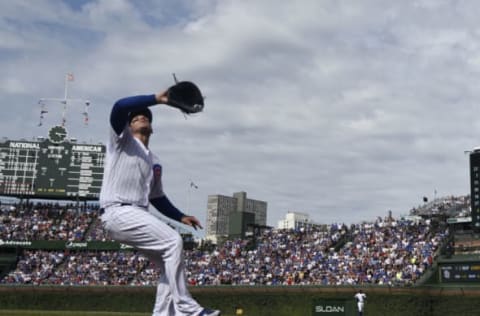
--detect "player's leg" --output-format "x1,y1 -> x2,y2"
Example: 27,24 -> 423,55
137,223 -> 222,316
141,258 -> 174,316
102,205 -> 203,315
142,248 -> 197,316
358,302 -> 364,316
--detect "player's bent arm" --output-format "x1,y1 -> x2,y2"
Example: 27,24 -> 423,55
150,196 -> 202,230
150,195 -> 186,222
110,94 -> 158,135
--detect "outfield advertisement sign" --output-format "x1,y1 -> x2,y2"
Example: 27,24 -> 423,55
0,239 -> 133,250
312,299 -> 353,316
439,262 -> 480,283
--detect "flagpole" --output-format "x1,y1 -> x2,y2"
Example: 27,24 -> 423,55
62,73 -> 69,126
187,181 -> 191,214
38,73 -> 90,127
64,73 -> 69,100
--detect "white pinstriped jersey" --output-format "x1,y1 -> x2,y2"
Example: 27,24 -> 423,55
99,125 -> 164,208
355,292 -> 366,303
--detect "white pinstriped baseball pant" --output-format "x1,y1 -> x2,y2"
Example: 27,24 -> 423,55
357,301 -> 364,313
101,205 -> 203,316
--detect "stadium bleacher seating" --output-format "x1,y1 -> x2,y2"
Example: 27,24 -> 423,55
0,195 -> 471,286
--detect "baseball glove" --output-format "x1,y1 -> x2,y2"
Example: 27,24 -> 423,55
166,81 -> 204,114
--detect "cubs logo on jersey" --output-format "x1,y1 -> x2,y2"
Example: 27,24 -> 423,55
153,164 -> 162,180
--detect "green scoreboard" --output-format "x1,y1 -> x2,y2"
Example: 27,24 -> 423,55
0,126 -> 105,199
470,148 -> 480,230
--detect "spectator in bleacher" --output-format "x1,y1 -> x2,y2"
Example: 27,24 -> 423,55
0,198 -> 452,289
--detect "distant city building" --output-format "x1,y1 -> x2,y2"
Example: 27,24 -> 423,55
206,191 -> 267,243
277,211 -> 318,230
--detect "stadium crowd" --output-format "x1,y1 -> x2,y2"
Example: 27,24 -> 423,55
183,218 -> 445,286
0,202 -> 99,241
0,198 -> 453,287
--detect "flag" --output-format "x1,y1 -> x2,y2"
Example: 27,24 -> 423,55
67,73 -> 74,81
190,181 -> 198,189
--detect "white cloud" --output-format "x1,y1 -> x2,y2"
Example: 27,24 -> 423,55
0,0 -> 476,229
0,78 -> 27,94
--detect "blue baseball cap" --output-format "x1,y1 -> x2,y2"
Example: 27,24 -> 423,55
128,108 -> 152,124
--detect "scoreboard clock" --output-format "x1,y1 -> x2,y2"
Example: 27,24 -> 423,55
0,126 -> 105,199
48,125 -> 68,144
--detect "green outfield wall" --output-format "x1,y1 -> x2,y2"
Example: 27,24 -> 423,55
1,285 -> 480,316
0,240 -> 133,250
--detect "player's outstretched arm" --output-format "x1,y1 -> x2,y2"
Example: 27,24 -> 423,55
110,94 -> 158,135
155,90 -> 168,104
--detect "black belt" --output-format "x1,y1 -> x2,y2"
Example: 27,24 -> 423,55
99,203 -> 130,215
120,203 -> 148,208
99,203 -> 144,215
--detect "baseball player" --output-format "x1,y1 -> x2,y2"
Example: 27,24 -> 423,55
354,289 -> 367,316
99,90 -> 220,316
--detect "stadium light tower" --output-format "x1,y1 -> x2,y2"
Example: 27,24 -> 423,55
38,73 -> 91,127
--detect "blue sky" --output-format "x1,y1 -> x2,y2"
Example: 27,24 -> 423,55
0,0 -> 478,232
